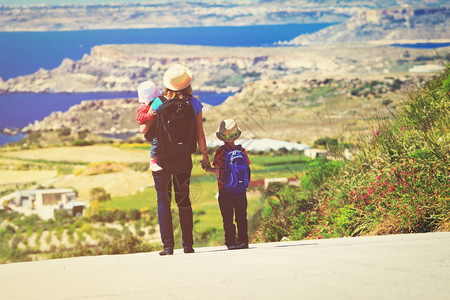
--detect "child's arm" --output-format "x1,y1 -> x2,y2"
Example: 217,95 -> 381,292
205,165 -> 219,174
136,105 -> 156,125
138,108 -> 157,135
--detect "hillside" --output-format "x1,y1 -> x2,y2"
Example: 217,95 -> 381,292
14,74 -> 427,146
257,63 -> 449,242
7,42 -> 446,145
283,7 -> 450,46
202,74 -> 424,145
1,43 -> 446,95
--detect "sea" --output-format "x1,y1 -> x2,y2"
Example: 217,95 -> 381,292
0,24 -> 449,145
0,23 -> 336,145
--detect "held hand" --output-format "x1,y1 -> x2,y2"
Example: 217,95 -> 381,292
201,157 -> 211,170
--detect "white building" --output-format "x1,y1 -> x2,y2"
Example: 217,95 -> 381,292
207,138 -> 310,152
0,189 -> 85,220
304,148 -> 328,159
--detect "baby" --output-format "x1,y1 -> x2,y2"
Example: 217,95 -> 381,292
136,80 -> 162,172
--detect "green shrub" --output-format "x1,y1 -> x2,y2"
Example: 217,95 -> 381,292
301,158 -> 342,191
58,128 -> 71,137
90,187 -> 111,202
77,130 -> 89,140
261,62 -> 449,241
71,140 -> 94,146
314,137 -> 338,148
127,209 -> 141,221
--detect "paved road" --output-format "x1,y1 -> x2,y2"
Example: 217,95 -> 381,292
1,232 -> 449,300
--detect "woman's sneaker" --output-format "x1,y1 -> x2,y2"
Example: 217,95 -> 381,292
183,247 -> 195,254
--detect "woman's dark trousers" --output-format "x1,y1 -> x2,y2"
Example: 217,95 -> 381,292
152,157 -> 194,250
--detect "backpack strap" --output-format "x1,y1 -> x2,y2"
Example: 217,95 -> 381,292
220,144 -> 243,154
158,95 -> 167,103
158,96 -> 173,142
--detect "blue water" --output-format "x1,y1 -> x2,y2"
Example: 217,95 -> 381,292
0,23 -> 333,145
0,91 -> 232,130
0,24 -> 336,80
0,132 -> 25,145
392,42 -> 450,49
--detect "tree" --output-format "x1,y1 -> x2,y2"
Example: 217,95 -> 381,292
90,187 -> 111,203
89,187 -> 111,215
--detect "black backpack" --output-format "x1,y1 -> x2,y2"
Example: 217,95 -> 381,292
156,96 -> 197,159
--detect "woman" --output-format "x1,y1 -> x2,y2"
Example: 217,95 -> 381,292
140,64 -> 210,255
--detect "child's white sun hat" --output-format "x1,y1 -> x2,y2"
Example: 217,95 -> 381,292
138,80 -> 161,105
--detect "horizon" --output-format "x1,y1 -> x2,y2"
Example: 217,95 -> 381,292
0,0 -> 204,5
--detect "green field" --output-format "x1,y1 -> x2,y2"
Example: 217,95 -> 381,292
100,177 -> 264,245
99,152 -> 306,245
0,144 -> 311,261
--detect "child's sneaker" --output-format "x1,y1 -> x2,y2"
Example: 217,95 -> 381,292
150,158 -> 162,172
227,242 -> 240,250
237,242 -> 249,249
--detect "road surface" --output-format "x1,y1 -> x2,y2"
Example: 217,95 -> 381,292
1,232 -> 449,299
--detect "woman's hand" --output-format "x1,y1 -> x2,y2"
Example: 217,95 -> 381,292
201,155 -> 211,170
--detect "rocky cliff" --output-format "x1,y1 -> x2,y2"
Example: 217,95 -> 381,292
0,43 -> 356,94
282,7 -> 450,46
21,98 -> 139,136
1,42 -> 445,95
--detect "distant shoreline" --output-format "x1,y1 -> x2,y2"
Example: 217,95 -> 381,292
368,39 -> 450,45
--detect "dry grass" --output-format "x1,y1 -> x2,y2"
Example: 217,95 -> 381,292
0,145 -> 152,199
0,170 -> 57,186
76,162 -> 130,176
50,169 -> 154,200
2,145 -> 149,163
369,218 -> 401,236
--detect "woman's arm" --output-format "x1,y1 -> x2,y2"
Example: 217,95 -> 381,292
140,120 -> 152,135
195,111 -> 211,169
139,108 -> 157,135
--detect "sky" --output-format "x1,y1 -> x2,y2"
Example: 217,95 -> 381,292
0,0 -> 167,5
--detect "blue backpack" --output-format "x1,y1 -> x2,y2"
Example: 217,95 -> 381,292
222,145 -> 251,194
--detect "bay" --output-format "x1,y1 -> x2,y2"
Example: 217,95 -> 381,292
0,23 -> 336,80
0,23 -> 335,145
392,42 -> 450,49
0,132 -> 25,145
0,91 -> 232,130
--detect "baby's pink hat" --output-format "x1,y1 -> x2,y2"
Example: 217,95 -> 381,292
138,80 -> 162,105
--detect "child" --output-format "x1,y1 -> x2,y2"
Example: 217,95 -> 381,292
206,119 -> 251,250
136,80 -> 162,172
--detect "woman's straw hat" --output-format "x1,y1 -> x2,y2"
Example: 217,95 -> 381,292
163,64 -> 192,91
216,119 -> 242,142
